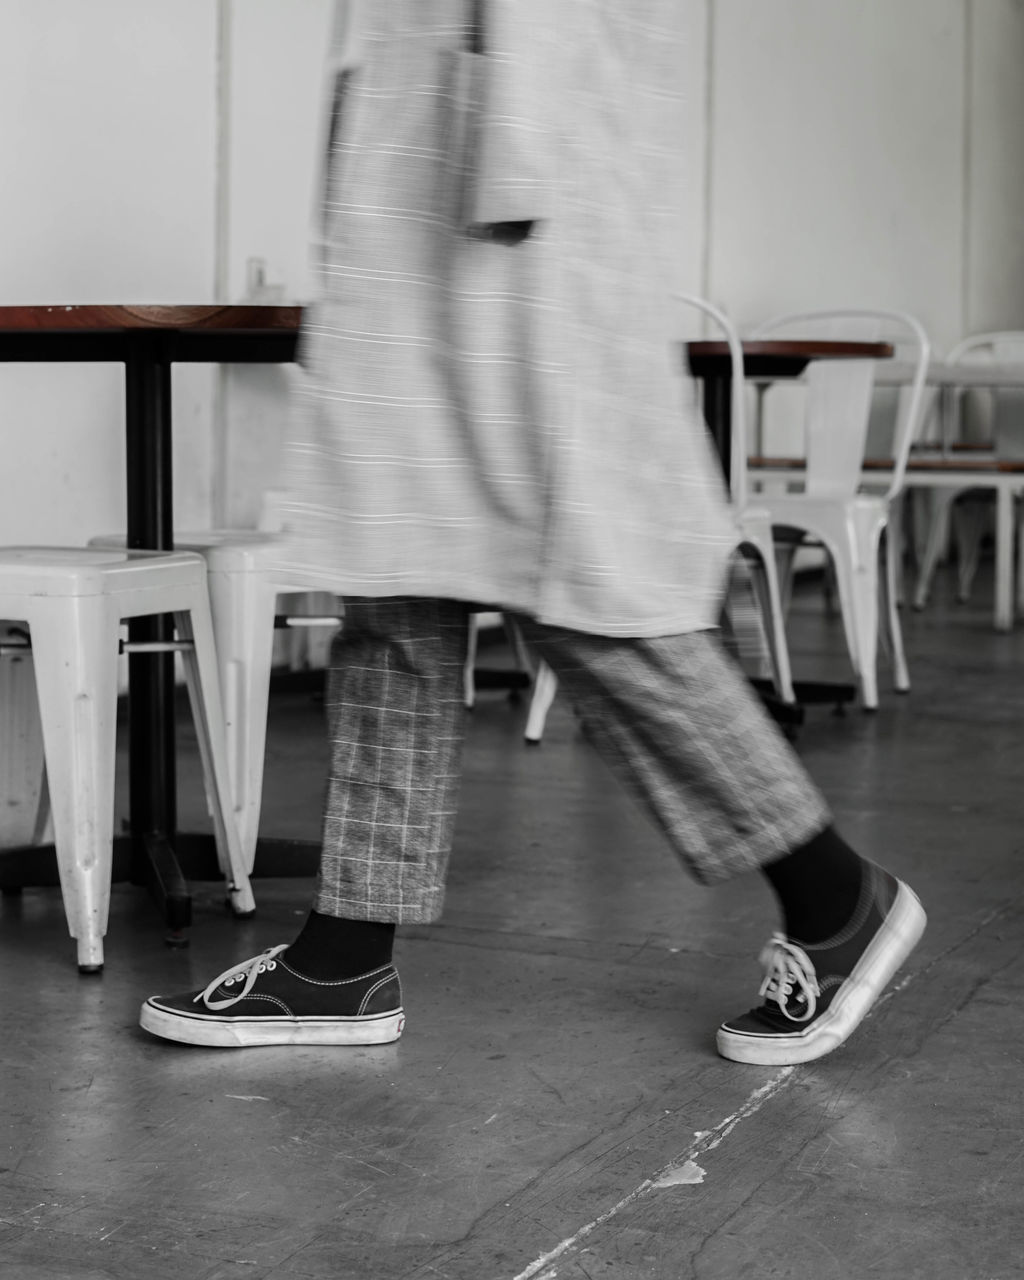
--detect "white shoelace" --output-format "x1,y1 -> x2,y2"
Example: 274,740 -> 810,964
195,944 -> 289,1011
758,934 -> 821,1023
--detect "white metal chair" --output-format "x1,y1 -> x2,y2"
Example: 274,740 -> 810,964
748,310 -> 930,710
522,293 -> 797,743
0,547 -> 254,971
912,332 -> 1024,614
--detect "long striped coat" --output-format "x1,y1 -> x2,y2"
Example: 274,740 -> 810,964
277,0 -> 735,637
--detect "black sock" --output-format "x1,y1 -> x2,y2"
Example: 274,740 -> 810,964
761,825 -> 865,945
285,911 -> 396,980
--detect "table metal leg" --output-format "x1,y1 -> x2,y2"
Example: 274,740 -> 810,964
124,340 -> 191,932
700,373 -> 732,483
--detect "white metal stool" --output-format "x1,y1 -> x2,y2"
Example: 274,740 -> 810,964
0,547 -> 254,971
92,531 -> 340,877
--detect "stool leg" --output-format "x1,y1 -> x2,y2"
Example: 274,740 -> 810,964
524,659 -> 559,744
206,569 -> 279,875
0,635 -> 49,847
464,614 -> 479,709
173,605 -> 256,916
27,597 -> 120,972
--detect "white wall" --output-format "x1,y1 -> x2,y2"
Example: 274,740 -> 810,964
1,0 -> 1023,543
0,0 -> 220,541
215,0 -> 332,526
964,0 -> 1024,335
708,0 -> 967,350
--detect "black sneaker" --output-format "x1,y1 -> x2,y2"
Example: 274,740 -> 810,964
140,945 -> 404,1048
717,865 -> 925,1065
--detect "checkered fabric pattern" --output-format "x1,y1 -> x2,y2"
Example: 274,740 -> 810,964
315,598 -> 470,922
517,617 -> 831,886
316,599 -> 831,922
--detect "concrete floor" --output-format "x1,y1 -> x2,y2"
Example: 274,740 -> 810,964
2,567 -> 1023,1279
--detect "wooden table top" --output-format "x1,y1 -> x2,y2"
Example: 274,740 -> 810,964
687,338 -> 894,362
0,304 -> 303,333
0,313 -> 895,354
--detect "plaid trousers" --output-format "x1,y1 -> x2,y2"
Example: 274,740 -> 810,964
315,598 -> 831,923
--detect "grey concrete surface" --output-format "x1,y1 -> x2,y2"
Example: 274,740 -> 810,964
1,568 -> 1021,1279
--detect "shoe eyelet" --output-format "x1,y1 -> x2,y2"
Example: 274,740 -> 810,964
267,961 -> 277,970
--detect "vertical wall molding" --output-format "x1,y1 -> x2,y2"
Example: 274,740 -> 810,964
960,0 -> 973,338
214,0 -> 233,303
699,0 -> 715,319
211,0 -> 234,526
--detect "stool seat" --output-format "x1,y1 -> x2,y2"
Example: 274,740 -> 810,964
0,545 -> 254,971
0,547 -> 210,594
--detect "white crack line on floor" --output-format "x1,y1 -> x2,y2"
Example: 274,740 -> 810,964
509,913 -> 965,1280
510,1067 -> 797,1280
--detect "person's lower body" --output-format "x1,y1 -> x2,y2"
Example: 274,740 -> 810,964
140,597 -> 925,1063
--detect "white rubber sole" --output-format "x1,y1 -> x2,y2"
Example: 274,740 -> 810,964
139,1001 -> 405,1048
717,881 -> 926,1066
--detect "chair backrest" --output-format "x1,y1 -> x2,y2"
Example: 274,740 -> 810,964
750,309 -> 930,500
944,332 -> 1024,460
675,294 -> 749,506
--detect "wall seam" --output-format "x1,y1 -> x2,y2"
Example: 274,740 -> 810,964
699,0 -> 715,328
214,0 -> 232,303
212,0 -> 233,526
960,0 -> 973,338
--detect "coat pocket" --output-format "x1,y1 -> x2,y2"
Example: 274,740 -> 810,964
444,48 -> 556,237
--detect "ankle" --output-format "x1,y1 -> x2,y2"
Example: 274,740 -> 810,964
762,826 -> 866,945
285,912 -> 396,981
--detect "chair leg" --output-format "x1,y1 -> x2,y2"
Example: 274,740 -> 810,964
820,528 -> 876,710
1017,504 -> 1024,619
908,486 -> 933,572
744,540 -> 796,704
951,500 -> 987,606
721,559 -> 770,676
773,542 -> 799,616
993,487 -> 1014,631
887,492 -> 906,607
883,525 -> 910,693
913,488 -> 960,609
27,597 -> 121,972
206,569 -> 280,875
174,606 -> 255,917
463,614 -> 479,709
524,659 -> 559,744
849,512 -> 884,711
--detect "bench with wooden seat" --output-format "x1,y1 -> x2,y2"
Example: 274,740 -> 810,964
750,449 -> 1024,630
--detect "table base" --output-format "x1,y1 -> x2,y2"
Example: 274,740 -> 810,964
0,835 -> 321,947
